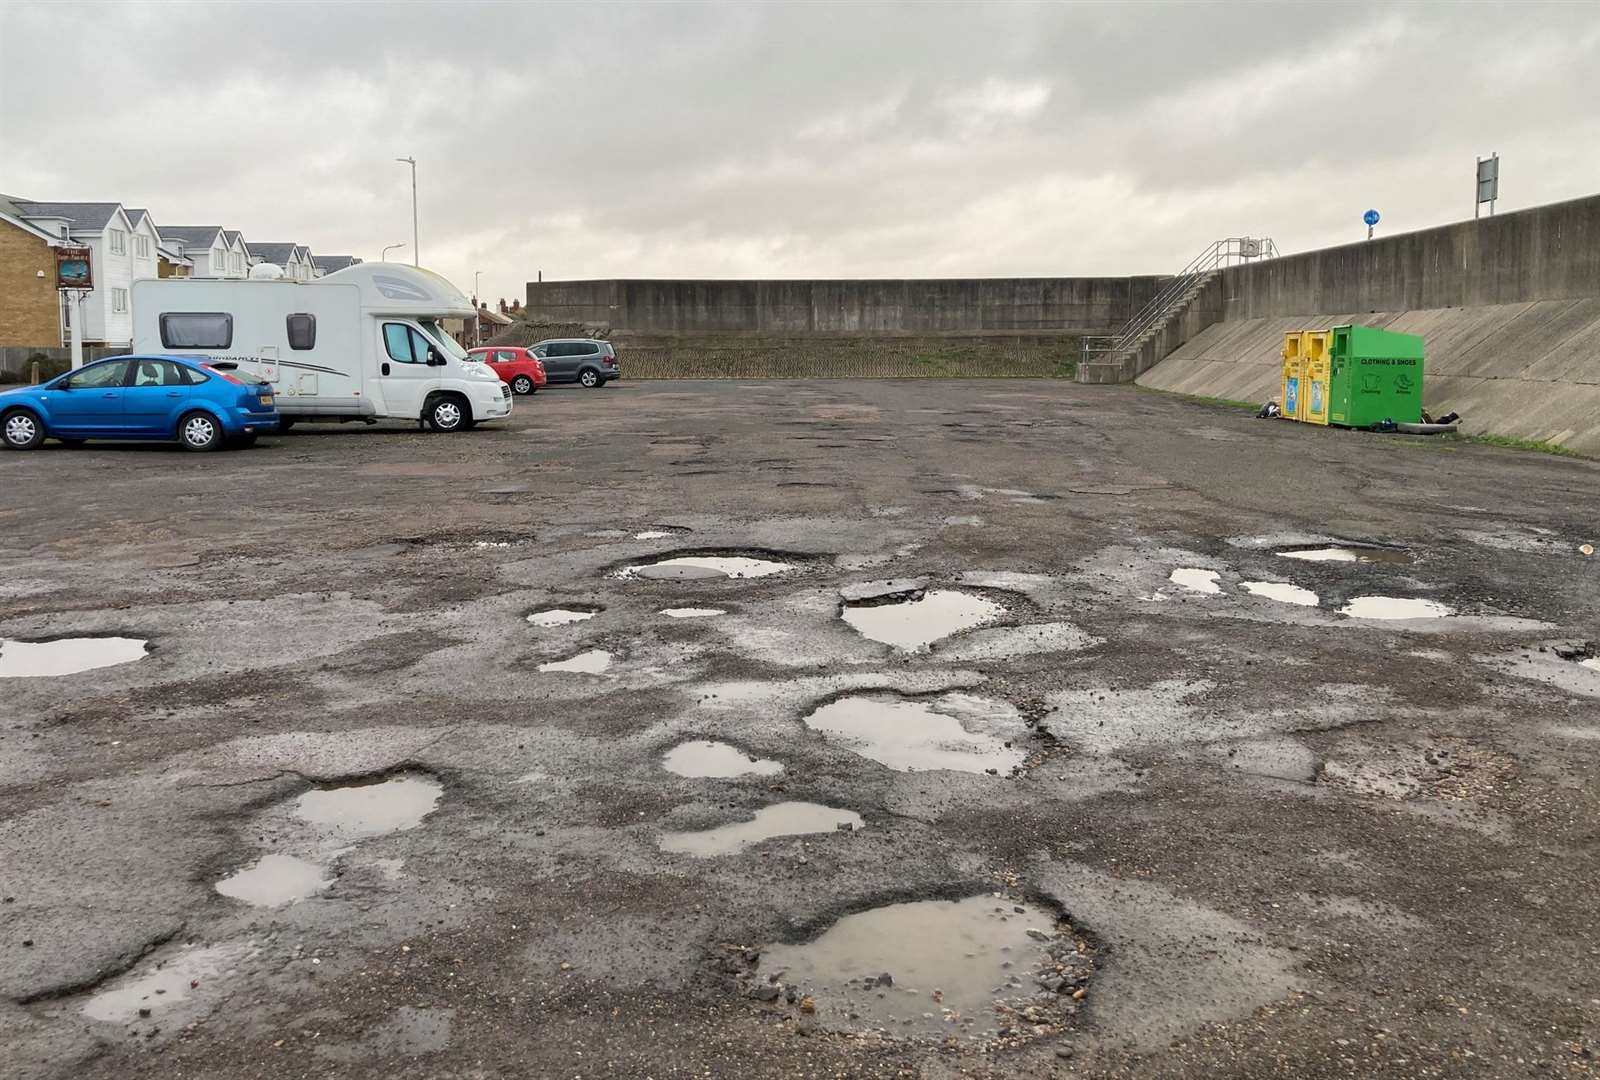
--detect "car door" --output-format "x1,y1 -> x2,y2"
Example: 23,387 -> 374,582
543,342 -> 576,382
378,321 -> 438,418
122,359 -> 191,435
46,360 -> 131,434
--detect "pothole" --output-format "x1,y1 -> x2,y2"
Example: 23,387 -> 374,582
840,589 -> 1003,652
1168,569 -> 1221,595
748,895 -> 1092,1040
1277,545 -> 1411,564
635,526 -> 692,540
1240,581 -> 1319,606
82,941 -> 258,1024
294,773 -> 443,842
214,853 -> 333,907
663,740 -> 784,778
1339,596 -> 1453,620
526,607 -> 599,627
659,802 -> 862,856
538,649 -> 614,674
661,607 -> 726,619
616,551 -> 800,581
0,636 -> 149,678
803,693 -> 1029,774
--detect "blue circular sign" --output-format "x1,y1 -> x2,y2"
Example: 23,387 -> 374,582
1364,209 -> 1380,226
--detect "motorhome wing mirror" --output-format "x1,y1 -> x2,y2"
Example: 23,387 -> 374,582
427,347 -> 444,366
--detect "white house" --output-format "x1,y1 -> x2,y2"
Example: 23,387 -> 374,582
156,226 -> 243,279
223,230 -> 251,277
6,198 -> 147,347
311,254 -> 362,277
122,209 -> 162,285
250,242 -> 317,281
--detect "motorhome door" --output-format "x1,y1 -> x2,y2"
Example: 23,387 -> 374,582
258,346 -> 279,383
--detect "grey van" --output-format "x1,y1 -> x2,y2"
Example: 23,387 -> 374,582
530,339 -> 620,388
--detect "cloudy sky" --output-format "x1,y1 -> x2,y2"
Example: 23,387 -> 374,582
2,1 -> 1598,304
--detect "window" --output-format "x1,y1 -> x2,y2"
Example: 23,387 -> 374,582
159,312 -> 233,349
232,253 -> 243,275
111,288 -> 128,313
62,361 -> 130,389
178,365 -> 210,385
108,229 -> 126,255
129,360 -> 187,387
383,322 -> 431,364
134,235 -> 151,259
215,248 -> 228,273
286,313 -> 316,350
496,351 -> 517,362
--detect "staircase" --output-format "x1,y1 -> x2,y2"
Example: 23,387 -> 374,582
1077,237 -> 1279,384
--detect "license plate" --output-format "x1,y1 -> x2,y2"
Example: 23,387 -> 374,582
258,394 -> 274,406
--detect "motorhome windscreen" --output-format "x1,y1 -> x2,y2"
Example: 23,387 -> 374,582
416,319 -> 470,361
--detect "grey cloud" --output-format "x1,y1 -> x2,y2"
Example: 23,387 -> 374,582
2,0 -> 1596,302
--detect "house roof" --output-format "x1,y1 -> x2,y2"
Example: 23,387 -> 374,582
249,242 -> 299,264
159,226 -> 225,247
0,194 -> 65,244
313,254 -> 362,272
157,244 -> 194,266
478,308 -> 514,326
6,198 -> 126,231
125,208 -> 152,227
223,229 -> 248,251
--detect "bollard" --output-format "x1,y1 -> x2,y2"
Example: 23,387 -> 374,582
31,360 -> 40,385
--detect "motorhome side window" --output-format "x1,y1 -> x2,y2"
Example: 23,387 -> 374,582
383,323 -> 430,364
159,313 -> 233,349
286,314 -> 316,350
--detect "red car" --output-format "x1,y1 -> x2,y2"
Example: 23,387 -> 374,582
468,347 -> 547,395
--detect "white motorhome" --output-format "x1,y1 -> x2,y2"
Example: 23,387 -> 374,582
131,263 -> 511,432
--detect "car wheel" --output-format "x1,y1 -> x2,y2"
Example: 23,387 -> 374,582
426,395 -> 468,432
511,375 -> 534,395
579,368 -> 600,388
178,411 -> 222,452
2,409 -> 45,451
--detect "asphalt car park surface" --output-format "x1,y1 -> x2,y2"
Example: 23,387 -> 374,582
2,378 -> 1598,1080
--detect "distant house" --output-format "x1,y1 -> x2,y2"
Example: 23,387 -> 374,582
156,242 -> 193,278
158,227 -> 241,279
4,197 -> 150,347
250,242 -> 316,281
0,193 -> 69,347
312,254 -> 362,277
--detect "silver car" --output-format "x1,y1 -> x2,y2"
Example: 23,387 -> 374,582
529,339 -> 620,388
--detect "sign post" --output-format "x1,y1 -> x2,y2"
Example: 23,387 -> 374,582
55,246 -> 93,370
1475,153 -> 1499,218
1363,209 -> 1380,241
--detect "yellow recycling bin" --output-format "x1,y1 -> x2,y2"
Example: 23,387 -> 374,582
1280,333 -> 1305,419
1300,330 -> 1331,426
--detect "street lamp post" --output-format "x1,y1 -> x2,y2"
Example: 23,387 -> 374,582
381,242 -> 407,262
396,156 -> 418,267
473,271 -> 483,346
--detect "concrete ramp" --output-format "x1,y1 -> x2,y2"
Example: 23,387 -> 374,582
1138,300 -> 1600,454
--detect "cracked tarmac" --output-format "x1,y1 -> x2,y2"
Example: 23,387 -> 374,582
2,379 -> 1599,1079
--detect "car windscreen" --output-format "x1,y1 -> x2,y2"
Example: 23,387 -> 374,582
416,319 -> 470,361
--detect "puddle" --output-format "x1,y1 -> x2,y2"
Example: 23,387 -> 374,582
1240,581 -> 1319,606
294,773 -> 443,841
1583,659 -> 1600,673
840,590 -> 1003,652
803,693 -> 1028,774
756,895 -> 1071,1038
1339,596 -> 1453,620
620,555 -> 795,580
82,942 -> 256,1024
538,649 -> 614,674
661,607 -> 725,618
634,527 -> 691,540
660,801 -> 861,857
526,608 -> 597,627
1169,569 -> 1221,595
662,739 -> 783,778
0,636 -> 149,678
1278,546 -> 1410,564
215,853 -> 332,907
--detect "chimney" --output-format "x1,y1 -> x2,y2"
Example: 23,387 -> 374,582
498,298 -> 508,314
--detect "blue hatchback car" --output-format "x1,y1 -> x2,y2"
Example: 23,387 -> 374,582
0,354 -> 278,452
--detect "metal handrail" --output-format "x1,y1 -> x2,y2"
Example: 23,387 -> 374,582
1085,237 -> 1278,359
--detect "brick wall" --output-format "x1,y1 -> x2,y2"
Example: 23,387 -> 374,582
0,222 -> 61,347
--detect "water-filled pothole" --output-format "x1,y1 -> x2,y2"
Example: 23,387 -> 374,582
803,693 -> 1028,774
538,649 -> 613,674
294,773 -> 443,842
617,552 -> 797,581
0,636 -> 149,678
661,607 -> 726,618
526,607 -> 598,627
1169,569 -> 1221,595
1240,581 -> 1319,606
659,802 -> 862,856
840,590 -> 1003,652
634,526 -> 691,540
1339,596 -> 1453,620
663,740 -> 783,778
214,853 -> 332,907
1278,545 -> 1410,564
753,895 -> 1088,1038
82,941 -> 257,1024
